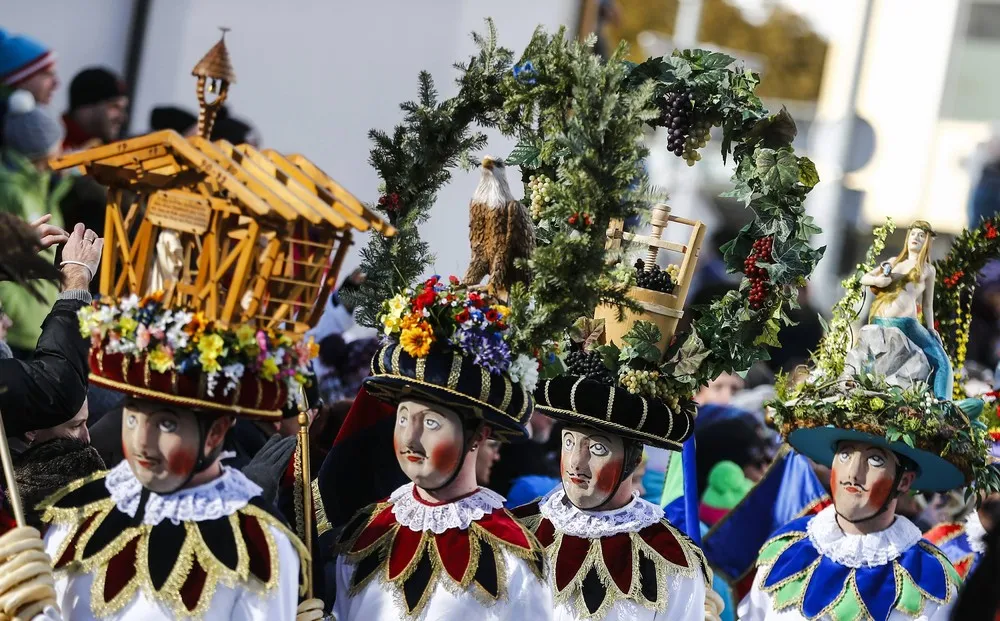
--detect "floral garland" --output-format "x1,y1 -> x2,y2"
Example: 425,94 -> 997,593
79,292 -> 316,400
348,24 -> 822,396
935,215 -> 1000,398
379,276 -> 538,390
773,373 -> 996,491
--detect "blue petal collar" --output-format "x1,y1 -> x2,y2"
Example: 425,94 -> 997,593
755,516 -> 960,620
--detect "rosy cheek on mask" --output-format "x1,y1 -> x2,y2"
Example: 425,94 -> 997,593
594,458 -> 623,496
166,447 -> 197,476
430,442 -> 461,474
867,478 -> 894,509
829,469 -> 838,499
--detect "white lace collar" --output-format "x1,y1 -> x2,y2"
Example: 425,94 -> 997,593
389,483 -> 505,534
105,459 -> 263,526
965,510 -> 988,555
539,488 -> 663,538
806,505 -> 921,568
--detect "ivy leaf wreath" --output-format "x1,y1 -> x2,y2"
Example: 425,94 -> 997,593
342,21 -> 823,405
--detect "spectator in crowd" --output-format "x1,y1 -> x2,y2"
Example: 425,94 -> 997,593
62,67 -> 127,153
475,438 -> 501,487
967,260 -> 1000,372
491,411 -> 561,504
950,499 -> 1000,620
25,397 -> 89,445
0,216 -> 102,434
694,404 -> 773,495
10,437 -> 105,529
695,371 -> 745,406
0,28 -> 57,106
2,89 -> 64,167
150,105 -> 196,135
0,93 -> 71,357
213,106 -> 260,146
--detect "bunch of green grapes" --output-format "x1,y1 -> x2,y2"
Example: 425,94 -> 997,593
527,174 -> 555,220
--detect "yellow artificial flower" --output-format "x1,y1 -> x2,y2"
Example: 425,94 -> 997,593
119,316 -> 138,338
400,312 -> 422,331
388,294 -> 409,317
261,357 -> 280,381
148,347 -> 175,373
197,333 -> 226,373
493,304 -> 511,318
235,324 -> 256,348
383,314 -> 402,335
400,324 -> 435,358
307,338 -> 320,360
77,306 -> 95,338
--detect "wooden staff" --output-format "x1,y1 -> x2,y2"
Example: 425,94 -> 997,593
0,409 -> 26,526
296,405 -> 314,600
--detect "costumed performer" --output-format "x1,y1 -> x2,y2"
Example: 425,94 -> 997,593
38,292 -> 318,620
737,285 -> 994,620
513,317 -> 721,621
331,277 -> 550,620
923,400 -> 1000,579
859,221 -> 952,399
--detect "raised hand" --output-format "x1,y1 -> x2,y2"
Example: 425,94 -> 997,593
59,223 -> 104,290
29,215 -> 68,250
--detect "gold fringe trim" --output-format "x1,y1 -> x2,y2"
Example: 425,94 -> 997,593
313,479 -> 332,537
41,472 -> 312,619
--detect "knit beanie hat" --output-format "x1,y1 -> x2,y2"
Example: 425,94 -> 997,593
0,29 -> 55,87
2,89 -> 64,160
69,67 -> 126,110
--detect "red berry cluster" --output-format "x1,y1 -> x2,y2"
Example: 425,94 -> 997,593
943,270 -> 965,288
567,212 -> 593,228
986,222 -> 998,240
378,192 -> 402,212
745,236 -> 774,310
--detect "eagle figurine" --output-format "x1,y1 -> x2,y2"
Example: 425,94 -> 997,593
464,155 -> 535,300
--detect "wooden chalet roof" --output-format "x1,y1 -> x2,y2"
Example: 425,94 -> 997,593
48,130 -> 395,236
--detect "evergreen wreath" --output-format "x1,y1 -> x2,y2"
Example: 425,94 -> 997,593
344,21 -> 823,395
934,216 -> 1000,398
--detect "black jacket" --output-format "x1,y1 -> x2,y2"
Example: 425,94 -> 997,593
0,298 -> 89,435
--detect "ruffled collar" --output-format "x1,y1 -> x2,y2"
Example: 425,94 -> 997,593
539,488 -> 663,538
389,482 -> 505,533
806,505 -> 921,568
105,459 -> 262,526
965,510 -> 988,555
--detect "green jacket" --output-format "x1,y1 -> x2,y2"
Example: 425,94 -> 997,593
0,152 -> 71,350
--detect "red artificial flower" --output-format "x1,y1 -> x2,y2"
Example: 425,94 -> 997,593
485,308 -> 500,323
425,276 -> 440,287
456,309 -> 471,324
495,321 -> 507,331
468,292 -> 483,308
987,222 -> 998,240
449,275 -> 460,285
934,320 -> 940,332
414,290 -> 437,310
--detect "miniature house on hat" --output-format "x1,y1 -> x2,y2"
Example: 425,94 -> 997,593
49,30 -> 393,339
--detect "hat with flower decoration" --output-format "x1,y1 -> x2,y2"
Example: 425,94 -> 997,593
362,275 -> 535,442
79,292 -> 319,419
770,222 -> 998,493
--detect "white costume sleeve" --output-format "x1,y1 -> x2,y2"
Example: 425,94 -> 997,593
655,574 -> 707,621
736,571 -> 771,621
501,549 -> 553,619
231,525 -> 302,621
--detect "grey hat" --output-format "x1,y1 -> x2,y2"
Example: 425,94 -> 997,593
2,89 -> 64,160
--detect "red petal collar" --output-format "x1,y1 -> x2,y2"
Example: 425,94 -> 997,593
339,498 -> 545,617
514,499 -> 711,619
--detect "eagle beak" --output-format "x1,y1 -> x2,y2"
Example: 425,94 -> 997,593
482,156 -> 495,170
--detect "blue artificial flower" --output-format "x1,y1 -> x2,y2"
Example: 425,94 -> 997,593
512,61 -> 537,85
454,328 -> 512,375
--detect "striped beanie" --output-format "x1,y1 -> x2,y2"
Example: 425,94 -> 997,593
0,29 -> 55,87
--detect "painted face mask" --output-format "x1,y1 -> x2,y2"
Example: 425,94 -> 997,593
393,400 -> 467,491
121,403 -> 204,494
830,441 -> 903,523
560,425 -> 627,510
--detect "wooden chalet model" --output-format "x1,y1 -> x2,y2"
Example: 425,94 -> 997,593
49,30 -> 393,339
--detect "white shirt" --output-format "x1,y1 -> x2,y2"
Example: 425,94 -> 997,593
43,462 -> 302,621
333,483 -> 552,621
538,490 -> 715,621
738,506 -> 956,621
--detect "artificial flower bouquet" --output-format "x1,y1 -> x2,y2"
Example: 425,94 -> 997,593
379,275 -> 538,391
78,292 -> 317,399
